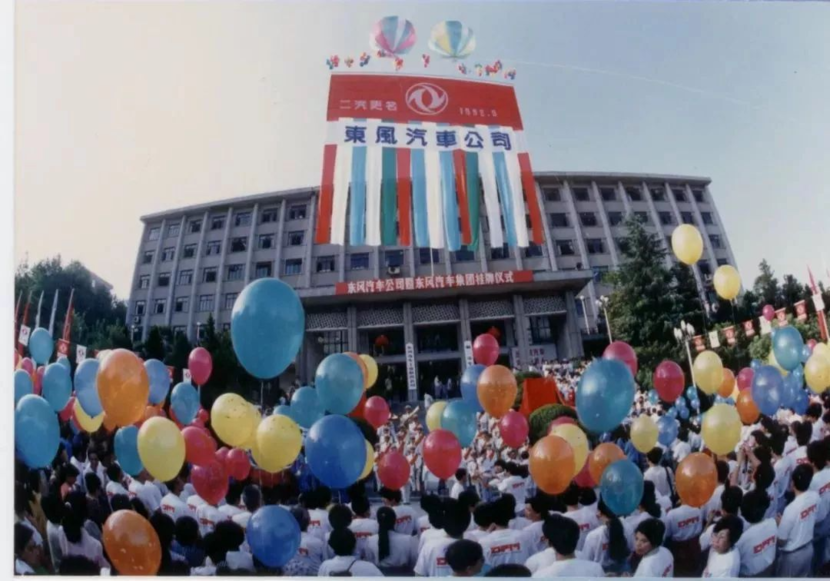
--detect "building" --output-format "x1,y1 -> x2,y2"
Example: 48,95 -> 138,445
127,171 -> 736,398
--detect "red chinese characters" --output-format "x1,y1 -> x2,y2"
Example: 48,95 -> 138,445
335,270 -> 533,296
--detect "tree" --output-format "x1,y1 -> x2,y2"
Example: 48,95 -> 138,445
671,263 -> 705,333
753,260 -> 780,308
167,332 -> 193,385
143,326 -> 166,361
781,275 -> 809,309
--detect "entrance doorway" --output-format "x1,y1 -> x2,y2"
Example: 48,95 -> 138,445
418,359 -> 461,400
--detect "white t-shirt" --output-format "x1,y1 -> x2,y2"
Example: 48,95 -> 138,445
498,475 -> 528,509
634,546 -> 674,577
464,529 -> 490,543
129,480 -> 161,513
793,445 -> 810,467
105,481 -> 128,500
665,505 -> 703,541
775,455 -> 795,500
778,490 -> 820,552
296,532 -> 325,575
811,467 -> 830,536
308,508 -> 332,542
418,528 -> 447,555
392,505 -> 417,536
703,548 -> 741,578
479,528 -> 532,566
186,494 -> 207,516
672,441 -> 691,463
416,515 -> 431,537
532,557 -> 605,578
522,520 -> 547,555
450,481 -> 465,499
364,531 -> 417,568
59,528 -> 109,570
349,517 -> 379,558
525,548 -> 557,574
196,504 -> 228,536
735,519 -> 777,576
702,484 -> 725,523
785,436 -> 798,457
582,523 -> 633,569
623,510 -> 652,538
317,555 -> 383,577
564,507 -> 599,551
644,466 -> 673,498
219,504 -> 244,519
414,536 -> 455,577
813,419 -> 826,442
160,492 -> 189,523
232,511 -> 252,530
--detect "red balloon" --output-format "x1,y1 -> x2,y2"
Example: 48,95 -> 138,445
348,391 -> 367,420
215,446 -> 230,465
808,339 -> 818,352
762,304 -> 775,322
737,368 -> 754,391
364,396 -> 391,429
20,357 -> 34,374
33,366 -> 45,396
377,450 -> 410,490
226,447 -> 251,481
603,341 -> 638,378
251,468 -> 283,488
191,460 -> 228,506
473,334 -> 500,366
197,408 -> 210,423
183,426 -> 218,467
548,416 -> 576,433
573,462 -> 595,488
499,411 -> 529,448
59,396 -> 76,422
188,347 -> 213,386
653,360 -> 684,403
423,429 -> 462,480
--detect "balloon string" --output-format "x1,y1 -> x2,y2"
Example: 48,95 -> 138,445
260,381 -> 265,411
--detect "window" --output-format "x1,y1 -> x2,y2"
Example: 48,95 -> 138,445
148,227 -> 160,241
205,241 -> 221,256
284,259 -> 303,275
286,231 -> 305,246
698,261 -> 712,277
523,244 -> 544,258
709,234 -> 723,249
649,186 -> 665,201
211,215 -> 226,230
177,270 -> 193,285
543,187 -> 561,202
384,250 -> 404,268
692,189 -> 705,203
157,273 -> 171,287
626,187 -> 642,202
556,240 -> 575,256
138,275 -> 150,289
231,237 -> 248,253
453,249 -> 475,262
259,234 -> 274,250
575,298 -> 585,317
659,211 -> 675,226
255,262 -> 272,279
579,212 -> 598,227
142,251 -> 154,265
288,204 -> 307,220
586,238 -> 605,255
491,244 -> 510,260
167,223 -> 180,238
318,330 -> 348,356
717,258 -> 729,266
261,208 -> 279,223
681,212 -> 695,225
572,187 -> 590,201
634,212 -> 650,225
234,212 -> 252,227
316,256 -> 336,273
226,264 -> 244,281
529,316 -> 552,344
673,188 -> 687,202
223,293 -> 238,310
599,187 -> 616,202
197,325 -> 207,341
701,212 -> 714,225
172,326 -> 186,336
608,212 -> 623,226
183,244 -> 196,259
350,253 -> 370,270
153,299 -> 166,315
593,265 -> 610,282
174,297 -> 189,313
161,247 -> 175,262
202,267 -> 217,283
419,248 -> 441,265
549,213 -> 569,228
134,301 -> 146,316
198,294 -> 214,312
188,219 -> 202,234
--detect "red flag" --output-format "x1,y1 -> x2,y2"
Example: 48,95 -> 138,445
808,267 -> 828,341
743,320 -> 755,338
795,300 -> 808,322
18,290 -> 32,353
62,289 -> 75,342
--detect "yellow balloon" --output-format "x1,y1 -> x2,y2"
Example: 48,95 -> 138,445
359,440 -> 375,480
137,417 -> 185,482
805,354 -> 830,394
74,398 -> 104,433
767,350 -> 789,377
814,343 -> 830,361
255,415 -> 302,472
631,415 -> 658,453
671,224 -> 704,265
694,350 -> 724,395
713,265 -> 741,301
426,401 -> 447,432
549,424 -> 589,478
242,409 -> 262,451
701,403 -> 741,455
360,355 -> 379,389
212,393 -> 256,447
96,349 -> 112,363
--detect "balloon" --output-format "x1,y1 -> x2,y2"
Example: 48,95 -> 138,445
631,415 -> 659,453
42,362 -> 72,412
215,446 -> 230,465
428,20 -> 476,59
576,359 -> 635,433
98,349 -> 149,427
426,401 -> 447,431
182,426 -> 217,467
377,450 -> 410,490
170,382 -> 200,425
807,339 -> 818,352
364,396 -> 392,430
654,361 -> 685,403
713,265 -> 741,300
360,354 -> 379,389
423,429 -> 462,480
751,365 -> 785,416
781,374 -> 801,409
241,406 -> 262,450
793,389 -> 810,415
247,505 -> 301,568
657,416 -> 678,447
499,410 -> 529,449
360,441 -> 375,480
144,359 -> 171,405
602,341 -> 638,378
441,400 -> 478,448
548,416 -> 577,431
96,349 -> 112,363
772,326 -> 805,373
805,353 -> 830,394
187,347 -> 212,386
472,334 -> 500,366
460,364 -> 486,412
370,16 -> 417,57
137,417 -> 186,482
114,426 -> 144,476
792,365 -> 805,388
347,391 -> 368,420
289,387 -> 324,429
476,365 -> 517,418
736,390 -> 760,425
802,345 -> 813,364
718,369 -> 736,398
693,351 -> 724,395
815,343 -> 830,360
74,398 -> 104,432
255,415 -> 302,473
676,453 -> 718,507
33,366 -> 43,396
647,390 -> 660,406
671,224 -> 704,265
306,415 -> 366,489
57,357 -> 71,372
737,368 -> 754,391
529,435 -> 574,495
74,359 -> 102,416
226,448 -> 251,481
550,423 -> 589,478
690,398 -> 700,410
750,359 -> 762,371
344,352 -> 369,389
14,369 -> 33,405
600,460 -> 644,516
588,443 -> 626,484
701,403 -> 741,455
667,407 -> 678,419
20,357 -> 34,374
212,393 -> 256,447
316,354 -> 364,415
28,328 -> 54,365
103,510 -> 162,575
15,394 -> 59,468
192,460 -> 229,505
274,405 -> 292,418
679,407 -> 690,420
762,304 -> 775,322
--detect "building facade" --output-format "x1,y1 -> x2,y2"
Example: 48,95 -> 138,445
127,171 -> 736,398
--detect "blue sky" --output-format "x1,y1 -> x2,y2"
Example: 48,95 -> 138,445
15,1 -> 830,297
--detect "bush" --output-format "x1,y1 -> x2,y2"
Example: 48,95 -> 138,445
528,404 -> 578,444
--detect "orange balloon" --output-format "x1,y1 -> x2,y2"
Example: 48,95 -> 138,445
736,390 -> 760,425
102,412 -> 118,433
588,442 -> 626,484
477,365 -> 518,419
102,510 -> 162,575
98,349 -> 149,427
718,369 -> 736,398
529,435 -> 575,495
676,453 -> 718,508
345,352 -> 369,389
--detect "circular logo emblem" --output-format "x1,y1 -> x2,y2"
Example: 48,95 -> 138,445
405,83 -> 449,116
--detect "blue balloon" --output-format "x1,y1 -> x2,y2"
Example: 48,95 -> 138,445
792,365 -> 805,388
679,407 -> 690,420
57,357 -> 71,372
290,387 -> 325,429
781,375 -> 800,409
793,389 -> 809,415
14,369 -> 33,405
657,416 -> 678,447
306,415 -> 366,489
42,362 -> 72,412
15,395 -> 59,468
231,279 -> 305,380
802,345 -> 813,364
714,395 -> 724,404
441,400 -> 478,448
145,359 -> 171,405
576,359 -> 636,434
114,426 -> 143,476
170,382 -> 200,425
690,398 -> 700,410
274,405 -> 293,418
675,397 -> 687,410
74,359 -> 102,417
600,460 -> 644,517
460,364 -> 486,413
725,397 -> 735,406
247,505 -> 301,568
667,407 -> 678,419
647,390 -> 660,405
685,386 -> 699,401
772,327 -> 805,372
750,359 -> 762,371
316,354 -> 363,415
751,365 -> 784,417
28,328 -> 54,366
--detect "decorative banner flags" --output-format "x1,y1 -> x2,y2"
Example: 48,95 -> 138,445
708,331 -> 721,349
76,345 -> 87,362
693,335 -> 706,353
760,317 -> 772,336
335,269 -> 532,296
167,366 -> 175,381
723,326 -> 737,346
795,301 -> 808,322
775,308 -> 788,326
463,340 -> 474,368
405,343 -> 417,395
18,325 -> 31,347
183,369 -> 192,384
743,320 -> 755,338
57,339 -> 70,358
814,293 -> 826,312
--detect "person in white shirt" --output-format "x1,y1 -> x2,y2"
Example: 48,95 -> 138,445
777,464 -> 820,577
792,421 -> 813,467
701,461 -> 730,523
303,488 -> 332,542
445,539 -> 486,576
104,464 -> 129,501
348,497 -> 380,559
664,501 -> 703,577
128,470 -> 162,514
289,506 -> 325,575
531,515 -> 605,578
561,484 -> 598,552
417,494 -> 440,537
450,468 -> 467,500
735,489 -> 777,577
671,428 -> 692,463
521,495 -> 550,556
196,501 -> 228,536
83,451 -> 107,490
364,506 -> 417,573
772,433 -> 796,514
623,481 -> 663,538
322,505 -> 358,561
58,508 -> 110,571
702,515 -> 743,578
478,496 -> 532,567
232,484 -> 261,530
464,503 -> 494,544
632,518 -> 674,577
699,486 -> 746,552
381,487 -> 417,536
582,498 -> 633,575
805,404 -> 825,442
160,475 -> 190,524
318,529 -> 383,577
414,498 -> 471,576
218,486 -> 245,519
643,448 -> 674,499
808,440 -> 830,571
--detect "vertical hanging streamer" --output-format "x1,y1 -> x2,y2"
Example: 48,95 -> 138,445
424,146 -> 445,249
439,149 -> 460,251
411,148 -> 430,248
465,152 -> 481,251
349,124 -> 369,246
315,143 -> 337,244
330,140 -> 353,245
396,148 -> 412,246
493,151 -> 517,247
381,148 -> 398,246
363,145 -> 382,246
452,149 -> 472,246
505,149 -> 529,247
518,152 -> 544,245
477,147 -> 504,249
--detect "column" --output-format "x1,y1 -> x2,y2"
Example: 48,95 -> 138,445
617,181 -> 632,216
686,184 -> 718,269
705,185 -> 738,267
403,302 -> 418,400
373,247 -> 381,280
212,208 -> 234,324
164,216 -> 187,327
406,206 -> 416,278
186,211 -> 210,341
275,200 -> 287,280
591,182 -> 619,268
535,182 -> 558,271
642,182 -> 673,269
477,223 -> 489,273
514,242 -> 524,270
562,181 -> 598,326
665,181 -> 705,293
303,194 -> 317,289
459,298 -> 472,371
564,291 -> 585,359
141,218 -> 167,341
513,295 -> 531,370
242,203 -> 260,285
127,223 -> 149,325
443,247 -> 453,276
347,305 -> 358,351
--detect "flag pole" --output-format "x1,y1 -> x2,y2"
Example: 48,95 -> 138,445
34,291 -> 44,329
48,290 -> 59,336
63,288 -> 75,342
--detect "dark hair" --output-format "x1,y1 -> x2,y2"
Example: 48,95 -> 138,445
796,422 -> 813,446
85,472 -> 102,495
807,403 -> 823,420
770,432 -> 787,457
62,507 -> 85,545
561,484 -> 581,507
59,463 -> 80,484
753,463 -> 775,491
110,494 -> 131,512
792,464 -> 814,492
640,481 -> 662,518
131,497 -> 150,519
473,503 -> 493,529
443,498 -> 472,539
455,468 -> 467,481
59,555 -> 101,575
598,498 -> 630,563
753,446 -> 772,467
543,514 -> 579,556
329,504 -> 353,530
150,512 -> 176,549
203,532 -> 227,565
714,514 -> 744,548
328,528 -> 357,557
741,489 -> 770,524
317,487 -> 332,507
242,485 -> 262,512
106,464 -> 122,482
716,461 -> 730,484
527,495 -> 549,519
215,520 -> 245,552
377,506 -> 395,563
579,487 -> 597,507
486,564 -> 532,577
225,483 -> 242,506
647,448 -> 664,465
42,493 -> 65,525
15,523 -> 34,557
421,494 -> 440,514
635,518 -> 665,548
809,441 -> 828,470
290,506 -> 309,532
175,515 -> 200,546
721,486 -> 743,516
379,487 -> 402,504
458,490 -> 480,511
490,497 -> 513,528
351,496 -> 370,517
445,539 -> 483,574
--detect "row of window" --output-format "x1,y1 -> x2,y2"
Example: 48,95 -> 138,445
146,205 -> 308,241
552,232 -> 724,258
141,230 -> 310,265
549,209 -> 715,229
544,184 -> 706,204
134,291 -> 240,316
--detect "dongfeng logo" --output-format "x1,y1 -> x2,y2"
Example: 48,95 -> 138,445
405,83 -> 448,115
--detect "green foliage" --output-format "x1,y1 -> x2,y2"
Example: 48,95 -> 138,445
142,327 -> 166,361
166,332 -> 193,385
528,404 -> 578,444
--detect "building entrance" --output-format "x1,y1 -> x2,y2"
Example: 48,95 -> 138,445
417,359 -> 461,400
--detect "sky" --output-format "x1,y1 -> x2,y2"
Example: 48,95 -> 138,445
15,0 -> 830,299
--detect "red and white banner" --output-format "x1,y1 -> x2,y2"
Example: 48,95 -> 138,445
760,317 -> 772,335
335,269 -> 533,296
708,330 -> 720,349
56,339 -> 70,358
743,320 -> 755,338
814,293 -> 826,312
18,325 -> 30,347
723,326 -> 737,345
693,335 -> 706,353
795,300 -> 808,322
183,369 -> 192,384
775,308 -> 788,326
76,345 -> 86,362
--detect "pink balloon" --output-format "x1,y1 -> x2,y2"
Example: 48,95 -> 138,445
20,357 -> 34,375
215,446 -> 230,465
762,304 -> 775,322
364,396 -> 391,430
188,347 -> 213,386
499,411 -> 529,449
183,426 -> 218,467
226,448 -> 251,481
603,341 -> 638,378
33,366 -> 45,396
653,360 -> 684,403
377,450 -> 410,490
473,334 -> 500,366
191,460 -> 229,506
807,339 -> 818,353
423,430 -> 462,480
197,408 -> 210,423
737,368 -> 754,391
574,462 -> 595,488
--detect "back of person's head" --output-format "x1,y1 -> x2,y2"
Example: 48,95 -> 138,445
792,464 -> 814,492
458,490 -> 480,512
110,494 -> 131,512
41,493 -> 65,525
317,486 -> 332,508
473,503 -> 493,530
84,472 -> 102,495
290,506 -> 310,532
175,515 -> 200,547
60,463 -> 80,484
741,489 -> 770,524
714,514 -> 744,549
485,564 -> 531,577
543,514 -> 579,556
131,497 -> 150,519
807,403 -> 823,420
242,485 -> 262,512
640,481 -> 661,518
770,432 -> 787,457
15,522 -> 34,558
490,497 -> 514,528
351,496 -> 370,517
106,463 -> 122,483
215,520 -> 245,551
579,487 -> 597,507
299,489 -> 316,510
379,487 -> 402,505
753,463 -> 775,490
421,493 -> 440,515
647,448 -> 664,465
809,441 -> 828,470
445,539 -> 484,576
59,555 -> 100,575
150,512 -> 176,550
527,495 -> 549,519
443,498 -> 472,539
635,518 -> 665,548
61,507 -> 85,544
715,460 -> 729,484
598,498 -> 630,563
753,446 -> 772,466
721,486 -> 743,516
376,506 -> 395,563
561,484 -> 581,507
203,532 -> 227,565
796,421 -> 813,446
225,483 -> 242,507
456,468 -> 468,481
328,528 -> 357,557
501,493 -> 517,515
329,504 -> 353,530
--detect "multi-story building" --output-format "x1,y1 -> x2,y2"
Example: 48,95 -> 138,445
127,171 -> 735,398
